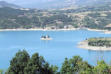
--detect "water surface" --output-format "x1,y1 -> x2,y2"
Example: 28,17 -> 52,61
0,30 -> 111,69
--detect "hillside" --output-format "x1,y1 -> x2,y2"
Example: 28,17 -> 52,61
75,0 -> 111,6
0,2 -> 111,30
8,0 -> 111,9
0,1 -> 20,8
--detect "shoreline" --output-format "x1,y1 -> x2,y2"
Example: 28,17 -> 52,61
0,28 -> 111,34
86,28 -> 111,34
78,40 -> 111,51
0,28 -> 80,31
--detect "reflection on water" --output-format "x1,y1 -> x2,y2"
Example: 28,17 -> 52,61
88,50 -> 111,65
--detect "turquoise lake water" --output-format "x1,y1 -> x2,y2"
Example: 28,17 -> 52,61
1,30 -> 111,69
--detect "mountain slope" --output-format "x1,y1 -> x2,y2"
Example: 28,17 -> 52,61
21,0 -> 75,9
11,0 -> 111,9
0,0 -> 111,30
0,1 -> 20,8
0,2 -> 111,30
75,0 -> 111,6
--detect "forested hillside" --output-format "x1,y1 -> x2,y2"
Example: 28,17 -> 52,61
0,2 -> 111,30
0,7 -> 74,29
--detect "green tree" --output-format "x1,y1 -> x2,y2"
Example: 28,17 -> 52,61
24,53 -> 55,74
6,50 -> 58,74
0,69 -> 3,74
69,56 -> 83,73
60,56 -> 93,74
51,65 -> 58,74
6,50 -> 30,74
79,61 -> 93,74
93,60 -> 109,74
24,53 -> 43,74
60,58 -> 71,74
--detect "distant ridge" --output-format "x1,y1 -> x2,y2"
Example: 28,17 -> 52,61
16,0 -> 111,9
75,0 -> 111,6
0,1 -> 20,8
0,0 -> 111,9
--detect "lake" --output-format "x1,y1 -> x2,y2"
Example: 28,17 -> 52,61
1,30 -> 111,69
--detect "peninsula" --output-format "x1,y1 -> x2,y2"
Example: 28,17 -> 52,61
78,37 -> 111,51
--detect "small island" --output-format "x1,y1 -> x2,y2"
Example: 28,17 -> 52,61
41,35 -> 52,40
78,37 -> 111,51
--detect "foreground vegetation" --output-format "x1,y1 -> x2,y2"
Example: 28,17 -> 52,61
1,50 -> 111,74
0,69 -> 3,74
88,37 -> 111,47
